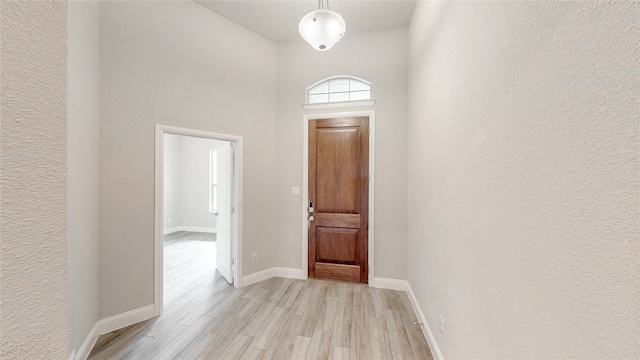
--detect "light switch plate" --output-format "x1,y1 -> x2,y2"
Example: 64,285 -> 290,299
291,187 -> 300,196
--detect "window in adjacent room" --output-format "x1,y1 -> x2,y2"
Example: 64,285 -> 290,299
209,149 -> 218,213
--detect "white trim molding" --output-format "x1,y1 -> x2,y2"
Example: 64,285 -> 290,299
96,305 -> 155,336
302,110 -> 376,284
163,226 -> 216,235
303,99 -> 376,110
242,267 -> 307,287
73,323 -> 98,360
163,226 -> 181,235
406,283 -> 444,360
73,305 -> 155,360
370,277 -> 408,291
155,124 -> 244,316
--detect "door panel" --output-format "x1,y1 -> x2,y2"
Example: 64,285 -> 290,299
316,128 -> 360,213
309,117 -> 369,283
216,143 -> 233,284
316,227 -> 358,263
315,263 -> 360,283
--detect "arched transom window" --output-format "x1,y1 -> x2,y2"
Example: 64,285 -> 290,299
307,76 -> 371,104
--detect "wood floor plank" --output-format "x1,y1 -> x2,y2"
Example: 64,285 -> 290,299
239,299 -> 279,337
173,332 -> 217,360
249,306 -> 287,349
88,232 -> 434,360
288,281 -> 314,316
127,323 -> 189,360
262,314 -> 302,360
284,335 -> 312,360
217,334 -> 253,360
349,290 -> 371,360
150,315 -> 215,360
391,351 -> 415,360
384,309 -> 413,356
369,316 -> 393,360
331,285 -> 354,348
204,297 -> 252,334
315,296 -> 339,332
96,335 -> 156,360
328,346 -> 350,360
239,347 -> 265,360
236,295 -> 269,320
276,280 -> 304,308
177,291 -> 229,326
296,298 -> 324,338
306,330 -> 332,360
196,317 -> 249,360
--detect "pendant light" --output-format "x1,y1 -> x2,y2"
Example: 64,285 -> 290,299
298,0 -> 346,51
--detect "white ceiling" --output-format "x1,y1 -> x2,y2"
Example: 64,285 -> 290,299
195,0 -> 417,43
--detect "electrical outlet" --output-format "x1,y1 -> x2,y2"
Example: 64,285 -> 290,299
252,252 -> 258,262
168,217 -> 171,223
440,315 -> 445,337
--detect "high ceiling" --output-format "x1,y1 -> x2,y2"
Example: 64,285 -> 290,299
195,0 -> 417,43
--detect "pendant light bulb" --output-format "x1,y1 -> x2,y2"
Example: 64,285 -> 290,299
299,4 -> 345,51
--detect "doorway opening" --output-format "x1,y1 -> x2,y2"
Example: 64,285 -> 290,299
154,125 -> 243,317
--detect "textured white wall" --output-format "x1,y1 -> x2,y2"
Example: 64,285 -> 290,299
68,0 -> 100,355
0,1 -> 69,358
408,1 -> 639,358
276,28 -> 409,280
99,1 -> 277,318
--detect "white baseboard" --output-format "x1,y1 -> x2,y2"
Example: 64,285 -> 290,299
164,226 -> 217,235
242,268 -> 274,286
242,267 -> 307,287
74,323 -> 98,360
163,226 -> 181,235
74,305 -> 155,360
179,226 -> 216,233
370,277 -> 408,291
96,305 -> 155,336
406,282 -> 444,360
273,267 -> 306,280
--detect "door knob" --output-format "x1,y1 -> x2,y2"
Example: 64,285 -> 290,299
308,215 -> 315,222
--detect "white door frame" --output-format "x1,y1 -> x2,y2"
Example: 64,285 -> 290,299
154,124 -> 243,317
302,110 -> 376,284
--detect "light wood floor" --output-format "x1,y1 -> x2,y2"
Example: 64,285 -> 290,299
88,232 -> 434,360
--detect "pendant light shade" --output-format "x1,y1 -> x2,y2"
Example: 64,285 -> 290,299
299,6 -> 346,51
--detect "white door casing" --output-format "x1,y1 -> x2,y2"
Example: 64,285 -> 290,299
154,124 -> 243,317
216,142 -> 233,284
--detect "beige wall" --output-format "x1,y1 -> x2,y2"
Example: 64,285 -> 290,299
275,28 -> 410,280
99,1 -> 277,318
407,1 -> 639,358
68,0 -> 100,355
0,1 -> 69,358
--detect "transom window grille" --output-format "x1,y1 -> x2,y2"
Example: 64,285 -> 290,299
307,76 -> 371,104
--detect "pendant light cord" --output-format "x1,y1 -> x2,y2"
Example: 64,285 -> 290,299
317,0 -> 330,10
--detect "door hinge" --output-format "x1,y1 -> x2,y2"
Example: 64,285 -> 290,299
232,206 -> 235,213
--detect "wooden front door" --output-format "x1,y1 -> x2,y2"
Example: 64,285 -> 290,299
308,117 -> 369,284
